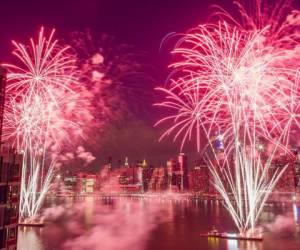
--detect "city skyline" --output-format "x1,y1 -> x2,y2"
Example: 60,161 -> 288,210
0,0 -> 300,249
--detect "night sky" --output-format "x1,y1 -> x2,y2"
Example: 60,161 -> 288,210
0,0 -> 291,169
0,0 -> 233,59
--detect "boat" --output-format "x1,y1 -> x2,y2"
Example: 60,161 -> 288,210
200,231 -> 263,241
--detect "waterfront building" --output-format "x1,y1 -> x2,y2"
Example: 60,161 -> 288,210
178,153 -> 189,190
0,148 -> 23,250
166,158 -> 179,191
0,67 -> 6,141
166,154 -> 189,192
62,172 -> 77,195
0,66 -> 23,250
118,165 -> 143,193
76,172 -> 98,194
124,157 -> 129,167
295,150 -> 300,193
148,166 -> 167,192
99,167 -> 124,193
142,165 -> 154,192
137,166 -> 144,192
189,159 -> 210,194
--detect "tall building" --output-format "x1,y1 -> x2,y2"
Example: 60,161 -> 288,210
61,171 -> 77,195
107,156 -> 112,170
178,153 -> 188,190
117,164 -> 143,193
142,165 -> 154,192
0,66 -> 23,250
0,67 -> 6,142
76,172 -> 98,194
137,166 -> 144,192
148,166 -> 167,192
166,154 -> 189,192
166,158 -> 178,191
0,148 -> 23,250
189,159 -> 210,194
295,150 -> 300,193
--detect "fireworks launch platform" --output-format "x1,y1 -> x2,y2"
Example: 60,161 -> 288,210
18,221 -> 45,227
200,231 -> 263,241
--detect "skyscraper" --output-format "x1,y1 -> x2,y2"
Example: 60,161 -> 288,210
0,66 -> 23,250
178,153 -> 188,190
166,158 -> 177,191
166,154 -> 189,192
0,148 -> 23,250
189,159 -> 210,194
295,150 -> 300,193
0,66 -> 6,142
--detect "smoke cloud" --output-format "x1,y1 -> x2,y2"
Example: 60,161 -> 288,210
41,199 -> 166,250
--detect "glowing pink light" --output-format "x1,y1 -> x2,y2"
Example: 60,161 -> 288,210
156,0 -> 300,235
3,27 -> 80,221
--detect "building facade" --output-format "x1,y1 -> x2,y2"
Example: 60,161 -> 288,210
166,154 -> 189,192
189,159 -> 210,194
76,172 -> 99,194
0,149 -> 23,250
148,166 -> 167,192
0,66 -> 23,250
295,151 -> 300,193
178,153 -> 189,190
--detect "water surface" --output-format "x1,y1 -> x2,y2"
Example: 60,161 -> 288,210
18,197 -> 300,250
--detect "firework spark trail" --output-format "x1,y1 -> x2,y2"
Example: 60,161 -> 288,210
157,22 -> 299,151
209,141 -> 287,234
6,28 -> 77,99
4,94 -> 58,220
213,0 -> 300,42
156,0 -> 300,235
3,28 -> 81,221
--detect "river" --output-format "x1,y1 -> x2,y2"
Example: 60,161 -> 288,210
17,196 -> 300,250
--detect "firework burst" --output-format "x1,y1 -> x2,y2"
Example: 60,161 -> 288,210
6,27 -> 77,100
209,141 -> 287,234
3,27 -> 81,221
157,22 -> 298,151
156,0 -> 300,235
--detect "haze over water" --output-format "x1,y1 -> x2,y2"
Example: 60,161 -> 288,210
18,197 -> 300,250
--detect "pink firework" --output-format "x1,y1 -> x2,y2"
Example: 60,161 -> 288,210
214,0 -> 300,45
157,22 -> 297,151
3,27 -> 83,221
4,88 -> 82,151
3,27 -> 88,150
156,20 -> 299,152
5,27 -> 77,100
156,0 -> 300,235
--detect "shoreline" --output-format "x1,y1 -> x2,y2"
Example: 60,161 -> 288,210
46,192 -> 300,204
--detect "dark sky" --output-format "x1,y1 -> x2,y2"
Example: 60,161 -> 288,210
1,0 -> 295,169
0,0 -> 232,60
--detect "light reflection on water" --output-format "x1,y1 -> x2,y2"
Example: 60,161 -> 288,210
227,239 -> 238,250
18,198 -> 300,250
18,227 -> 44,250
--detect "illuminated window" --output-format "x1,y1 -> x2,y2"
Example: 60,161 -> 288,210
11,164 -> 19,177
11,186 -> 19,197
8,227 -> 16,240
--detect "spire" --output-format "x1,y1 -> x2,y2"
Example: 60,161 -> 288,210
125,157 -> 129,167
142,158 -> 147,167
108,156 -> 112,170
